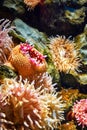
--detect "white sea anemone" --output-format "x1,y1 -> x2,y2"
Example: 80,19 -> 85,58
49,35 -> 81,73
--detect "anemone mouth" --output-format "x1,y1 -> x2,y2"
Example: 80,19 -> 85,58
20,43 -> 45,66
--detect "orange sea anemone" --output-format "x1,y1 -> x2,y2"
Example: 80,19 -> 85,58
0,19 -> 14,64
24,0 -> 43,9
49,36 -> 81,73
8,43 -> 47,79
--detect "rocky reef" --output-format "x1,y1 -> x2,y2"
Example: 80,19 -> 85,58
0,0 -> 87,130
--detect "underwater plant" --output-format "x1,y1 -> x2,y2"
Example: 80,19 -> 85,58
0,77 -> 65,129
72,99 -> 87,128
8,43 -> 47,79
49,35 -> 81,73
0,19 -> 14,64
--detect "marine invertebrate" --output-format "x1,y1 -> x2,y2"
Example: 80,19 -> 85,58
0,77 -> 47,129
24,0 -> 44,9
30,72 -> 55,91
59,89 -> 79,109
0,77 -> 65,129
43,91 -> 66,128
0,19 -> 14,64
58,121 -> 77,130
72,99 -> 87,128
8,43 -> 47,79
49,36 -> 80,73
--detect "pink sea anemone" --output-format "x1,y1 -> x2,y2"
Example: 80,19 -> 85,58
72,99 -> 87,128
0,19 -> 14,64
0,77 -> 47,129
30,72 -> 55,91
49,36 -> 80,73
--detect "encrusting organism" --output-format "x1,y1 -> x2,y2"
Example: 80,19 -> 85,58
72,99 -> 87,128
0,77 -> 65,130
49,35 -> 81,73
0,19 -> 14,64
7,43 -> 47,80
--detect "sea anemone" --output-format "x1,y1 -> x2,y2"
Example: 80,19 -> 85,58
0,77 -> 65,129
72,99 -> 87,128
0,77 -> 47,129
24,0 -> 43,9
8,43 -> 47,79
58,121 -> 77,130
42,91 -> 66,129
0,19 -> 14,64
49,36 -> 80,73
30,72 -> 55,91
59,88 -> 79,109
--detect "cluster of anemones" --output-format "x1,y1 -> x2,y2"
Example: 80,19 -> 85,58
0,77 -> 65,129
6,43 -> 55,92
72,99 -> 87,128
49,36 -> 80,73
0,19 -> 14,64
